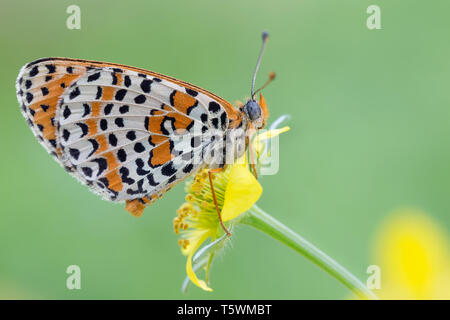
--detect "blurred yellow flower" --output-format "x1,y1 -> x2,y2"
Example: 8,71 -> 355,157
373,208 -> 450,299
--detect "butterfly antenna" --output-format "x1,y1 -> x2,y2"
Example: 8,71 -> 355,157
251,31 -> 269,100
254,71 -> 276,96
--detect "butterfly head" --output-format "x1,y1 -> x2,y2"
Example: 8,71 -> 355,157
245,31 -> 273,130
242,93 -> 268,129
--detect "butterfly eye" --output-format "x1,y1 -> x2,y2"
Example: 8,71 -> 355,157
244,100 -> 262,122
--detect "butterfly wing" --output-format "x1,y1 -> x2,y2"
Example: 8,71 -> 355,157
16,58 -> 243,214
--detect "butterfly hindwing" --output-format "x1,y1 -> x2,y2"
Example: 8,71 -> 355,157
16,58 -> 242,205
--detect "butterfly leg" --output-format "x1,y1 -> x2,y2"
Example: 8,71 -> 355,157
208,168 -> 232,237
246,136 -> 258,180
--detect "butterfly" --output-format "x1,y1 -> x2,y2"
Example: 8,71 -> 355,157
15,32 -> 272,224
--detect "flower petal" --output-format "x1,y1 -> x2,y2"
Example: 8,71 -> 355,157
253,126 -> 290,154
185,232 -> 213,292
256,126 -> 290,142
221,165 -> 263,222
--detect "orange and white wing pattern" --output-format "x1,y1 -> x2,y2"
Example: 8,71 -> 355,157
16,58 -> 244,215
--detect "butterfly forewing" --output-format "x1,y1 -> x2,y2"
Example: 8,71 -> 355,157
16,58 -> 242,206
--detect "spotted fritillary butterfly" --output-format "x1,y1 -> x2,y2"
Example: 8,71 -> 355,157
15,34 -> 271,217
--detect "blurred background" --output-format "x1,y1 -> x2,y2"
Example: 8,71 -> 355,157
0,0 -> 449,299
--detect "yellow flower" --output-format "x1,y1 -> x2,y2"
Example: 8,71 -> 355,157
173,165 -> 261,291
253,126 -> 290,155
221,165 -> 262,221
173,126 -> 289,292
372,208 -> 450,299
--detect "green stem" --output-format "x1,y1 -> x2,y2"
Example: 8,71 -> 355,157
240,205 -> 378,300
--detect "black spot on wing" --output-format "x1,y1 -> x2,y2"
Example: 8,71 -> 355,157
126,179 -> 146,195
185,88 -> 198,97
124,75 -> 131,87
69,87 -> 80,100
95,86 -> 102,100
76,122 -> 89,138
183,163 -> 194,173
108,133 -> 118,146
211,118 -> 219,129
115,118 -> 124,127
46,64 -> 56,74
104,103 -> 113,115
119,105 -> 129,114
87,139 -> 99,158
62,129 -> 70,141
87,72 -> 101,82
82,103 -> 90,117
147,173 -> 159,186
82,167 -> 93,178
26,92 -> 33,103
190,136 -> 201,148
134,94 -> 146,104
126,131 -> 136,141
92,158 -> 107,176
186,100 -> 199,116
135,158 -> 150,176
208,101 -> 221,113
111,73 -> 118,85
49,139 -> 57,148
140,79 -> 152,93
115,89 -> 127,101
69,148 -> 80,160
134,142 -> 145,153
29,66 -> 39,77
161,162 -> 176,176
100,119 -> 108,131
120,167 -> 135,185
169,91 -> 176,106
161,117 -> 176,135
63,106 -> 71,119
220,112 -> 228,129
186,120 -> 194,132
117,149 -> 127,162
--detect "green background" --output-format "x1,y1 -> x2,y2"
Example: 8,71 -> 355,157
0,0 -> 449,299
